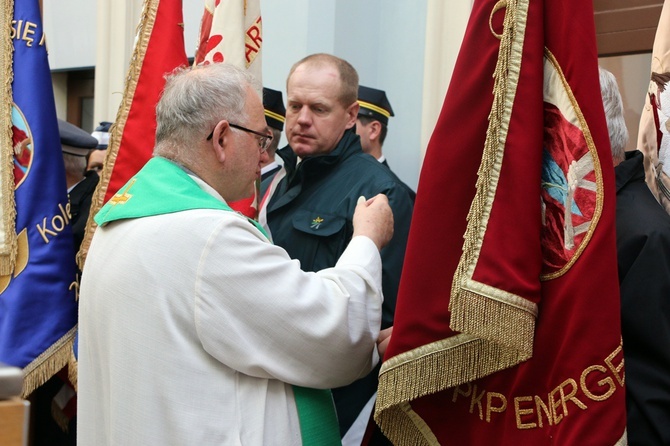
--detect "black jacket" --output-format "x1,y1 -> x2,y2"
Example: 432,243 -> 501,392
266,128 -> 414,436
615,151 -> 670,445
69,170 -> 99,251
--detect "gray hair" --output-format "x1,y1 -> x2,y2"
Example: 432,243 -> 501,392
598,67 -> 628,164
62,153 -> 86,178
154,63 -> 260,164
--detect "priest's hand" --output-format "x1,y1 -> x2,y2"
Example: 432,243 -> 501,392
352,194 -> 394,250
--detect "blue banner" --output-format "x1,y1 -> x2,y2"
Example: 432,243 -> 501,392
0,0 -> 78,394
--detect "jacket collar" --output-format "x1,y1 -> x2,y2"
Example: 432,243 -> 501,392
614,150 -> 645,194
277,128 -> 362,185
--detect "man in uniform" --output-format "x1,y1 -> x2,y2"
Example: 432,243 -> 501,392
357,85 -> 416,201
261,88 -> 285,182
59,119 -> 100,250
87,121 -> 112,175
261,53 -> 414,444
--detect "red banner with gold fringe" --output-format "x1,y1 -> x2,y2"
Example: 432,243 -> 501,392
375,0 -> 627,444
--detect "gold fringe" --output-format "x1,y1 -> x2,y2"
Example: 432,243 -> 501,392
450,0 -> 523,311
0,0 -> 16,276
77,0 -> 159,271
376,0 -> 533,443
376,404 -> 436,446
376,334 -> 529,445
22,326 -> 76,397
450,289 -> 534,354
448,0 -> 531,376
68,342 -> 78,391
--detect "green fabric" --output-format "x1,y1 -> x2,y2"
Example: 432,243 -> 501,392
95,156 -> 341,445
293,386 -> 342,446
95,157 -> 233,225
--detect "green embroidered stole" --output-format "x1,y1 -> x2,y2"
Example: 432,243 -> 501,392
96,157 -> 341,446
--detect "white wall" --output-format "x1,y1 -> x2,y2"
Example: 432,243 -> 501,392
44,0 -> 428,190
599,53 -> 653,151
43,0 -> 97,70
260,0 -> 428,189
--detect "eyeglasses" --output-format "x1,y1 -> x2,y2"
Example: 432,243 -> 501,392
206,122 -> 273,153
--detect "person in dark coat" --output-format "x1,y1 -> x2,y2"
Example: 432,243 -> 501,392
601,67 -> 670,445
260,53 -> 413,445
87,121 -> 112,175
261,88 -> 285,183
356,85 -> 416,201
30,119 -> 98,446
59,119 -> 100,250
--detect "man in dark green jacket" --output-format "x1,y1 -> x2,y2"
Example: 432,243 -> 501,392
260,53 -> 413,444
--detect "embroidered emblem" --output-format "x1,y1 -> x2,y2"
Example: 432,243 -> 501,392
540,52 -> 601,280
11,104 -> 33,188
110,179 -> 136,206
310,216 -> 324,229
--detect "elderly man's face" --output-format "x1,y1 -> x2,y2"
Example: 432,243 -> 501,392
222,85 -> 270,201
285,63 -> 358,158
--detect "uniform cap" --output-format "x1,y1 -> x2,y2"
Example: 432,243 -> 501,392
59,119 -> 98,157
263,87 -> 286,131
91,121 -> 112,149
357,85 -> 394,126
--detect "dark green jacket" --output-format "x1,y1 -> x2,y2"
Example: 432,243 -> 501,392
267,128 -> 413,328
266,128 -> 414,436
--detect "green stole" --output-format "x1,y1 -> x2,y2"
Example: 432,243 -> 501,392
96,157 -> 341,445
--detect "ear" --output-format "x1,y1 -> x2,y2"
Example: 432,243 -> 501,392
344,101 -> 360,129
209,120 -> 230,163
368,121 -> 382,142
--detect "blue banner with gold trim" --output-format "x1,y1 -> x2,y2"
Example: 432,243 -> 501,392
0,0 -> 78,396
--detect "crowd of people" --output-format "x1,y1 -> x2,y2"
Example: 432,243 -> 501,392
28,51 -> 667,446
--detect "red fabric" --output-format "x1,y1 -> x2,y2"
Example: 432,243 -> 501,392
377,0 -> 626,443
103,1 -> 188,202
228,195 -> 256,218
194,6 -> 213,64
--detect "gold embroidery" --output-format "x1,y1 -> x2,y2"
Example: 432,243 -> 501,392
605,341 -> 625,387
486,392 -> 507,422
534,395 -> 553,428
310,216 -> 324,229
470,384 -> 486,420
515,396 -> 535,429
540,50 -> 604,280
0,228 -> 28,294
109,178 -> 136,206
550,378 -> 587,425
581,365 -> 616,402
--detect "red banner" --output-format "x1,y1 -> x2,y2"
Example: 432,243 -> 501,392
78,0 -> 188,267
375,0 -> 627,444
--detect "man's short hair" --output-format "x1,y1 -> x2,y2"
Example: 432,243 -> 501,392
357,115 -> 389,146
267,127 -> 282,156
63,152 -> 87,178
287,53 -> 358,107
